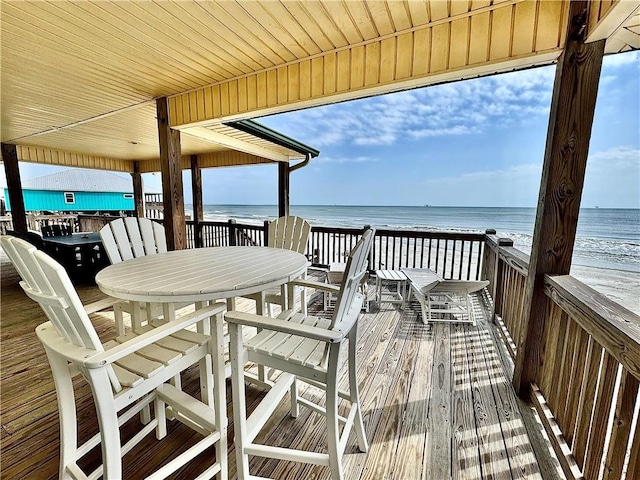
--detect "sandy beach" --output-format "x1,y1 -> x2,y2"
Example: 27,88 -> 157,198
570,265 -> 639,315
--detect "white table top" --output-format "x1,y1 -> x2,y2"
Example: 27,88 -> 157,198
96,246 -> 308,303
401,268 -> 443,293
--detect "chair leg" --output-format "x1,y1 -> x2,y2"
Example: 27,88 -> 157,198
326,345 -> 344,480
290,377 -> 299,418
211,312 -> 228,480
87,369 -> 122,479
348,328 -> 368,453
46,351 -> 78,479
230,324 -> 251,479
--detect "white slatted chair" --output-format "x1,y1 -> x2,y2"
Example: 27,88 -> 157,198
100,217 -> 182,335
243,216 -> 312,317
0,235 -> 228,480
100,216 -> 167,263
226,228 -> 375,480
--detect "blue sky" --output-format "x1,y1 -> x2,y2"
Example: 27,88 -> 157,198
5,51 -> 639,208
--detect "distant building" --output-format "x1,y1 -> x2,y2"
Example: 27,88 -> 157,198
3,169 -> 135,213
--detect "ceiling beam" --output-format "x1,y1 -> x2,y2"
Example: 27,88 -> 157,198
586,0 -> 639,43
14,145 -> 133,172
184,127 -> 291,162
168,1 -> 566,129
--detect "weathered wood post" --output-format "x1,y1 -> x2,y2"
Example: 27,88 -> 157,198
1,143 -> 28,235
191,155 -> 203,248
228,219 -> 237,246
513,0 -> 605,397
131,162 -> 144,218
278,162 -> 290,218
263,220 -> 270,246
156,97 -> 186,251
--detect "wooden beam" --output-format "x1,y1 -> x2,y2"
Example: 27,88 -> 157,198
15,145 -> 132,172
278,162 -> 290,218
586,0 -> 639,43
183,126 -> 291,162
1,143 -> 28,235
156,97 -> 186,251
168,1 -> 566,128
131,163 -> 144,218
190,155 -> 203,248
513,1 -> 606,398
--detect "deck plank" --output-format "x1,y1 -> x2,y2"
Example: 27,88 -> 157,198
0,249 -> 557,480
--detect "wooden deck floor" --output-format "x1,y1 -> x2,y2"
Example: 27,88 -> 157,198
0,254 -> 561,479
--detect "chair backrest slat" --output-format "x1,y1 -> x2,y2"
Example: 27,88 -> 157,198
124,217 -> 146,258
100,218 -> 167,264
331,228 -> 375,330
268,216 -> 311,255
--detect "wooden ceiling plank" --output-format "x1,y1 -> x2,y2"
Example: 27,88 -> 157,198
337,50 -> 352,92
295,1 -> 350,48
344,1 -> 380,40
429,0 -> 450,21
232,1 -> 312,59
430,23 -> 450,72
365,42 -> 382,86
412,27 -> 431,76
387,1 -> 414,31
0,8 -> 196,98
450,0 -> 470,17
195,1 -> 289,65
299,60 -> 312,100
380,37 -> 397,83
512,1 -> 537,56
587,0 -> 640,42
489,5 -> 513,61
366,1 -> 396,36
251,1 -> 325,56
449,18 -> 470,69
312,1 -> 364,45
323,53 -> 337,95
469,12 -> 491,64
396,32 -> 414,79
95,1 -> 243,80
279,2 -> 336,52
350,45 -> 366,89
160,0 -> 270,71
535,1 -> 565,52
615,27 -> 640,49
407,0 -> 430,26
7,1 -> 214,90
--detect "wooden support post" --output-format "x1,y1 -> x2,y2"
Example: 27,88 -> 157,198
131,162 -> 144,218
278,161 -> 290,218
513,1 -> 605,397
191,155 -> 203,248
1,143 -> 28,235
156,97 -> 186,250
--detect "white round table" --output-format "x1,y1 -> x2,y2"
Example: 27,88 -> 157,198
96,246 -> 308,304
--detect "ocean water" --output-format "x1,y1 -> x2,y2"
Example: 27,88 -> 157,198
188,205 -> 640,274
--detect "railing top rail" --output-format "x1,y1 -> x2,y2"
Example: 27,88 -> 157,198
485,233 -> 514,250
500,246 -> 530,276
544,274 -> 640,380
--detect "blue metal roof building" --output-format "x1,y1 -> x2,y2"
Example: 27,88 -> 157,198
3,169 -> 135,212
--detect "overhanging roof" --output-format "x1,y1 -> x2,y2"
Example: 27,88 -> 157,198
1,0 -> 638,171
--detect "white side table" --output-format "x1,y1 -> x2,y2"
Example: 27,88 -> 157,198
324,262 -> 370,312
375,269 -> 407,308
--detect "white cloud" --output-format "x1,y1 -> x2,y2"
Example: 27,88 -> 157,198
263,66 -> 555,148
